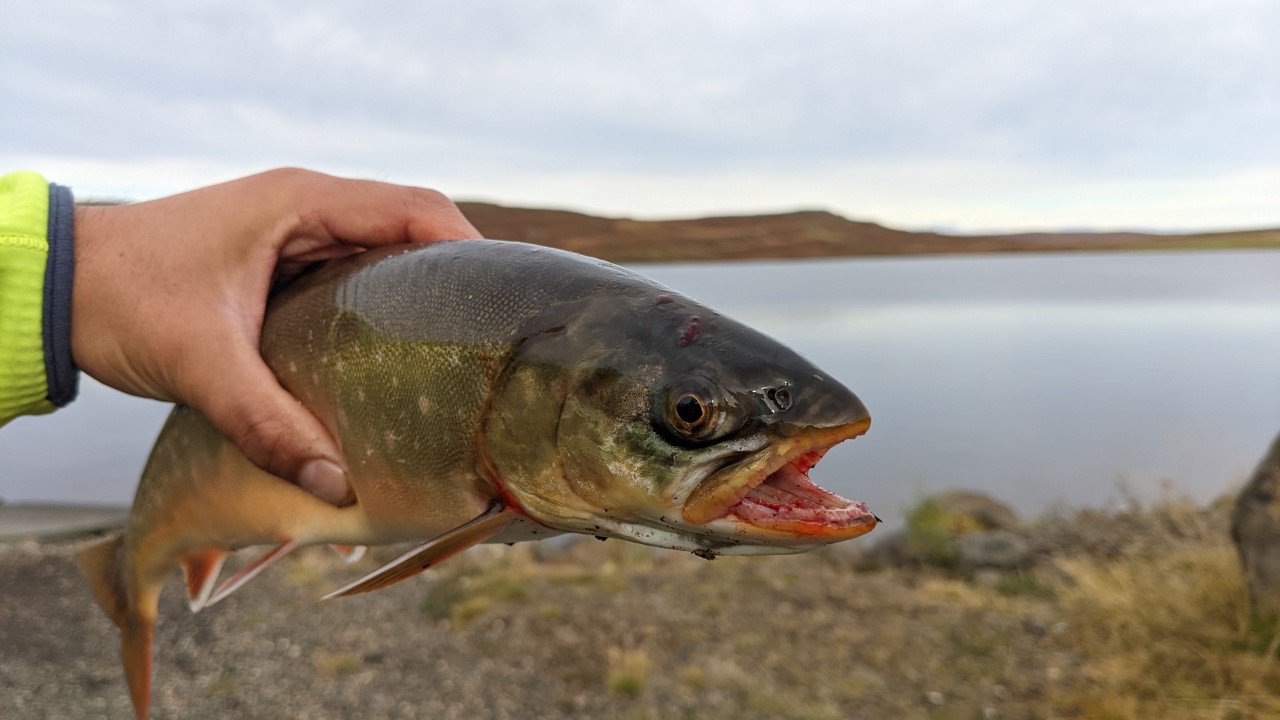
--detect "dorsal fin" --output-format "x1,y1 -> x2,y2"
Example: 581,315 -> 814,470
323,502 -> 515,599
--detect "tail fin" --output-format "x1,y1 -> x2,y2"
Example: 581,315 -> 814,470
77,535 -> 128,628
121,610 -> 157,720
77,534 -> 162,720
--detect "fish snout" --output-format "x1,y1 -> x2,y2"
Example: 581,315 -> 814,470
759,374 -> 869,438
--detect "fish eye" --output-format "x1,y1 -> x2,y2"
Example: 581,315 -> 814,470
667,390 -> 717,440
657,376 -> 743,445
675,394 -> 708,427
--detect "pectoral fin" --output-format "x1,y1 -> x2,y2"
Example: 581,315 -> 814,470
323,502 -> 515,599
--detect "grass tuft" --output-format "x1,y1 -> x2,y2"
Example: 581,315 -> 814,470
312,650 -> 362,676
606,648 -> 651,697
1051,502 -> 1280,718
994,571 -> 1055,599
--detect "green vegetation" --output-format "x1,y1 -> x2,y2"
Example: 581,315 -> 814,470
606,648 -> 651,697
421,552 -> 530,625
902,495 -> 974,568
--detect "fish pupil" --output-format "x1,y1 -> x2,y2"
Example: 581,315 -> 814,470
676,395 -> 705,424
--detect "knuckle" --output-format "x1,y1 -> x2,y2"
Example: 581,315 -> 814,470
406,186 -> 453,210
231,410 -> 296,478
260,166 -> 314,185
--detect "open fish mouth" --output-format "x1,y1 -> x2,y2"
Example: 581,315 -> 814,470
682,419 -> 877,540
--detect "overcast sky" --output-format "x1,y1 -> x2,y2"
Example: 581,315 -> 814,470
4,1 -> 1277,232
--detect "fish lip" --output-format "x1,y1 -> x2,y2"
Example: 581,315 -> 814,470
680,417 -> 872,528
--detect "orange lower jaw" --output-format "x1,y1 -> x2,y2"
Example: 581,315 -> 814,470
681,419 -> 872,527
727,509 -> 879,540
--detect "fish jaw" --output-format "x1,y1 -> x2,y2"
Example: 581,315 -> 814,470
501,415 -> 879,555
678,418 -> 878,548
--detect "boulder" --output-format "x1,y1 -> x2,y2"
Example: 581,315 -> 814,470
931,490 -> 1020,532
858,490 -> 1024,571
1231,433 -> 1280,618
859,528 -> 913,569
956,530 -> 1033,571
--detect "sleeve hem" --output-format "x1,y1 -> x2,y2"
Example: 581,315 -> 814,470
43,183 -> 79,407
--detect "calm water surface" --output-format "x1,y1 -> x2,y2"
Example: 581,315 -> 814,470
2,250 -> 1278,524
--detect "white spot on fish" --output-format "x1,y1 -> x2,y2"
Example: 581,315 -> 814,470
288,361 -> 298,373
418,396 -> 431,414
356,389 -> 366,402
384,431 -> 399,450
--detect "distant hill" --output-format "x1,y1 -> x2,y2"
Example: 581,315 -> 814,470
457,201 -> 1280,262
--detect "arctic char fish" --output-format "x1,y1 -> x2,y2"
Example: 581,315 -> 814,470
78,240 -> 877,718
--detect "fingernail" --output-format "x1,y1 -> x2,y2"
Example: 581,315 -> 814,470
299,459 -> 355,506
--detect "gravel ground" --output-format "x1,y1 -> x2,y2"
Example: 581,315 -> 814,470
0,527 -> 1099,720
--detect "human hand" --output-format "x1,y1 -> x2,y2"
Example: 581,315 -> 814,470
71,168 -> 482,504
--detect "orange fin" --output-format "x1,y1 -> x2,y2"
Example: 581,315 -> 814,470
77,533 -> 162,718
77,535 -> 128,628
329,544 -> 367,563
122,611 -> 156,720
206,540 -> 300,607
181,548 -> 228,613
323,503 -> 515,599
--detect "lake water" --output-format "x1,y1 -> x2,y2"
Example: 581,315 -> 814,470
2,250 -> 1278,525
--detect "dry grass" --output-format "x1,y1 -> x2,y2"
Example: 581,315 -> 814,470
15,494 -> 1280,718
1050,501 -> 1280,719
606,648 -> 652,697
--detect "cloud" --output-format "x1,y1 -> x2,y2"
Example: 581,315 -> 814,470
3,0 -> 1277,231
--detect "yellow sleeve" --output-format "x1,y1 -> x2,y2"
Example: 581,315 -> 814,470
0,171 -> 56,424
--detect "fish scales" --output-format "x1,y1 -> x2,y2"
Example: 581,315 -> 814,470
78,239 -> 879,718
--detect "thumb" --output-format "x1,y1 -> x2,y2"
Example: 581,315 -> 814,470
190,344 -> 354,506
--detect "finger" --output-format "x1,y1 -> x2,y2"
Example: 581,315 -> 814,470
189,342 -> 354,506
305,176 -> 483,247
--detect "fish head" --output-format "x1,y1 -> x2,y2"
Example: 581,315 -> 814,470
484,287 -> 878,555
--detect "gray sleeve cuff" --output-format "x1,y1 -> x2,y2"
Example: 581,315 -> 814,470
43,183 -> 79,407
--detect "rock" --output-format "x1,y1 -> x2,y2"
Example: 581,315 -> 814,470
956,530 -> 1033,571
931,490 -> 1020,531
1231,432 -> 1280,618
863,490 -> 1024,570
861,528 -> 914,569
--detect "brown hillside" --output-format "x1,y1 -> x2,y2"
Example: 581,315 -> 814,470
456,201 -> 1280,263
